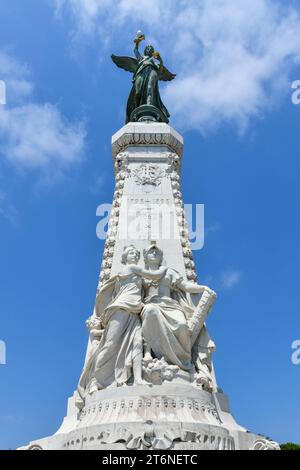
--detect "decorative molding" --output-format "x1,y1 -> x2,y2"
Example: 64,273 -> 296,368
113,152 -> 130,177
78,395 -> 222,428
166,151 -> 182,176
112,131 -> 183,158
98,153 -> 130,288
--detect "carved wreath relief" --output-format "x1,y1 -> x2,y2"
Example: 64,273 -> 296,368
133,164 -> 165,187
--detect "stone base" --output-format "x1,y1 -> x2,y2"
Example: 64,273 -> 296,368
18,384 -> 275,450
130,105 -> 169,124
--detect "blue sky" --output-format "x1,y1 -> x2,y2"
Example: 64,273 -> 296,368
0,0 -> 300,449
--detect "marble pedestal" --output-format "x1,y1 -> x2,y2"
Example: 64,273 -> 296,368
19,384 -> 263,450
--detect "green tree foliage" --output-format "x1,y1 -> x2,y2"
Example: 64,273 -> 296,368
280,442 -> 300,450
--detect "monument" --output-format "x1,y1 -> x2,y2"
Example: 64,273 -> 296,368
20,33 -> 280,451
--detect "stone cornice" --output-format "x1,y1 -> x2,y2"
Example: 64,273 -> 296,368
112,122 -> 184,158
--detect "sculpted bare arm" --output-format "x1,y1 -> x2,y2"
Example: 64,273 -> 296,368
130,265 -> 167,280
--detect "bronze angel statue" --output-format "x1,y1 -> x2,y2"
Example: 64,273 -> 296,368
111,31 -> 176,124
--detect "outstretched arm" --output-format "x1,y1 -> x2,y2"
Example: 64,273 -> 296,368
134,44 -> 142,60
130,265 -> 167,280
177,280 -> 216,296
133,33 -> 145,60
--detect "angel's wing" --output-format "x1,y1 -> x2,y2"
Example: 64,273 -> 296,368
111,55 -> 138,74
158,65 -> 176,82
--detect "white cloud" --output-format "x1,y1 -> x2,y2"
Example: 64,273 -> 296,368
0,50 -> 86,175
54,0 -> 300,132
221,269 -> 242,290
0,104 -> 85,170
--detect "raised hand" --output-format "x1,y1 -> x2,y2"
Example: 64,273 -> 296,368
134,30 -> 145,45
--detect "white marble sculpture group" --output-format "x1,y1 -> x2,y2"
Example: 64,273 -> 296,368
75,243 -> 217,410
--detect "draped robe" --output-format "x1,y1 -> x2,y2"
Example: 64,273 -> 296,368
75,272 -> 144,408
126,48 -> 170,123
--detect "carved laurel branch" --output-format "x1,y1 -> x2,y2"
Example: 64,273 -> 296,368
98,152 -> 130,288
167,153 -> 197,282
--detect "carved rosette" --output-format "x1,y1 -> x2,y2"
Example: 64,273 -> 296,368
98,153 -> 130,289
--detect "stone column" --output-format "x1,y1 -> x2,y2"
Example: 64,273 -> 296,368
98,122 -> 197,287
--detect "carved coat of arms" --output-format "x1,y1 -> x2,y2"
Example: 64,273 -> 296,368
133,164 -> 164,186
